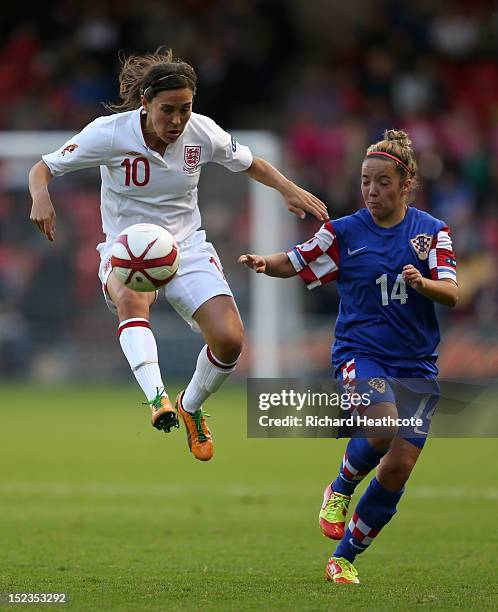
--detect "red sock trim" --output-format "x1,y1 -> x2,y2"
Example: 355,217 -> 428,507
206,346 -> 238,370
118,319 -> 150,336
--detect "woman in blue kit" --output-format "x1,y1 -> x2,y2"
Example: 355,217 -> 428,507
239,130 -> 458,584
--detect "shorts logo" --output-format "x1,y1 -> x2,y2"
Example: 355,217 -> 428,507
61,143 -> 78,156
183,145 -> 201,173
368,378 -> 386,394
103,257 -> 112,274
410,233 -> 432,260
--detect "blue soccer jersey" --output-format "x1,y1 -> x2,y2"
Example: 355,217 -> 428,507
287,206 -> 457,371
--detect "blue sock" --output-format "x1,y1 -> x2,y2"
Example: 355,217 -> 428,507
334,477 -> 404,562
332,438 -> 387,497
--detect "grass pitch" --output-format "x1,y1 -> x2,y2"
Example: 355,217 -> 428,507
0,384 -> 496,611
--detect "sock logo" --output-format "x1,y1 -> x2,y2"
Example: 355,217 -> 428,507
349,538 -> 365,551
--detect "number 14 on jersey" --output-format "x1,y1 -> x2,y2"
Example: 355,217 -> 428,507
376,273 -> 408,306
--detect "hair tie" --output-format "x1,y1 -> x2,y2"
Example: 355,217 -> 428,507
366,151 -> 411,175
141,74 -> 178,96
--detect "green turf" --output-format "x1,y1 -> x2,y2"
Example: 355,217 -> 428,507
0,384 -> 497,611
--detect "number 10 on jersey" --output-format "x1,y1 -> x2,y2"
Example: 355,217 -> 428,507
376,273 -> 408,306
121,157 -> 150,186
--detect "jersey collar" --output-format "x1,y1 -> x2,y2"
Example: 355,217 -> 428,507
362,205 -> 414,234
130,108 -> 148,150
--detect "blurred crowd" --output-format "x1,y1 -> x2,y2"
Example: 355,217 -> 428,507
1,0 -> 497,377
286,0 -> 498,326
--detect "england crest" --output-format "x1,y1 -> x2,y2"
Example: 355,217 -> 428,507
410,233 -> 433,261
184,145 -> 201,172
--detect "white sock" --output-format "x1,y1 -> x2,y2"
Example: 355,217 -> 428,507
182,345 -> 238,413
118,318 -> 166,401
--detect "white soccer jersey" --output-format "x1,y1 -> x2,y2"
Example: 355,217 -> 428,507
42,109 -> 253,247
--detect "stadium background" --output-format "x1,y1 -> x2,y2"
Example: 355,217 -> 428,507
0,0 -> 497,381
1,2 -> 497,610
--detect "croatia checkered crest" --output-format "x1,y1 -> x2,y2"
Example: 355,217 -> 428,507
111,223 -> 180,292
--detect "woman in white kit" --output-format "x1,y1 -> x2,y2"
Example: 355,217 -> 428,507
28,47 -> 328,461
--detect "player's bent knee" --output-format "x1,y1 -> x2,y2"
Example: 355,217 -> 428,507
368,437 -> 393,452
377,454 -> 416,487
209,329 -> 244,363
363,401 -> 398,440
115,290 -> 151,319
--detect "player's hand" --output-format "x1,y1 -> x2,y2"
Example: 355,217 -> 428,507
30,195 -> 56,241
238,254 -> 267,273
281,181 -> 329,222
402,264 -> 425,290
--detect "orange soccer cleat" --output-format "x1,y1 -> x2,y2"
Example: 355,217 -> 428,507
176,391 -> 213,461
144,388 -> 180,433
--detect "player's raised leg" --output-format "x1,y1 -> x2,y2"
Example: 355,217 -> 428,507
107,271 -> 178,432
326,438 -> 421,584
177,295 -> 243,461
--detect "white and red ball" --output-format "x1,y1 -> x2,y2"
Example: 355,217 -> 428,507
111,224 -> 180,292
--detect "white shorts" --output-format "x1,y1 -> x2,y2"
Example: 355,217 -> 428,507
97,230 -> 233,332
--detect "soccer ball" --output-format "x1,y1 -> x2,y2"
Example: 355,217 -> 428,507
111,223 -> 180,292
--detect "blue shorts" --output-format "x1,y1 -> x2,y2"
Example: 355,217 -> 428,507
335,356 -> 440,449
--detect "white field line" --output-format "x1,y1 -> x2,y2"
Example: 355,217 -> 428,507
0,482 -> 497,500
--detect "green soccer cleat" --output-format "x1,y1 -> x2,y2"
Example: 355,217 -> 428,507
319,485 -> 351,539
325,557 -> 360,584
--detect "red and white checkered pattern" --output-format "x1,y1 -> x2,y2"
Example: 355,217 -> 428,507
428,226 -> 457,282
287,222 -> 340,290
341,358 -> 356,393
349,511 -> 379,546
341,452 -> 370,482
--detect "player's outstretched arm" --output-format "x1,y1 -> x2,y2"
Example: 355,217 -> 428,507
29,160 -> 56,242
402,265 -> 458,307
238,253 -> 297,278
245,157 -> 329,222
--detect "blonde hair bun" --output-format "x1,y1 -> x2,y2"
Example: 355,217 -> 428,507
384,129 -> 412,149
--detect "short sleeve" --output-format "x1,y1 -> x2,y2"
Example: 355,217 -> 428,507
428,226 -> 457,284
287,221 -> 340,289
41,117 -> 114,176
206,118 -> 253,172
